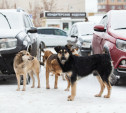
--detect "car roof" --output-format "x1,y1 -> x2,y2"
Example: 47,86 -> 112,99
0,9 -> 28,15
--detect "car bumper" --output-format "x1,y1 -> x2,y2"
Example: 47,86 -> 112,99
80,47 -> 91,55
0,46 -> 27,75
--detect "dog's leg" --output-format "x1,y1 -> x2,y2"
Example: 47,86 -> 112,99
29,71 -> 35,88
61,73 -> 65,81
95,76 -> 105,97
54,74 -> 58,89
64,75 -> 70,91
22,74 -> 26,91
67,81 -> 76,101
36,70 -> 40,88
104,81 -> 111,98
16,74 -> 20,91
46,66 -> 50,89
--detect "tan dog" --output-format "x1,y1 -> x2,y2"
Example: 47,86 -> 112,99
13,50 -> 40,91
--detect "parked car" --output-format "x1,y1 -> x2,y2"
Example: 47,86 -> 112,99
92,10 -> 126,85
0,9 -> 43,82
37,27 -> 68,47
67,22 -> 95,56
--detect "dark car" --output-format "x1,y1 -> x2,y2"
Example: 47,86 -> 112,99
92,10 -> 126,85
0,9 -> 43,82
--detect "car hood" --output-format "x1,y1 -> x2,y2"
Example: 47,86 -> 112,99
109,29 -> 126,40
0,29 -> 22,38
78,35 -> 93,42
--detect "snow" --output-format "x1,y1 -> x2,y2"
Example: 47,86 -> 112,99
0,48 -> 126,113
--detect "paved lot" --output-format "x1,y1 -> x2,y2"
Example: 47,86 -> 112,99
0,48 -> 126,113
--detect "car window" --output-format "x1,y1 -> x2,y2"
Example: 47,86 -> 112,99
54,29 -> 67,36
37,29 -> 54,35
26,15 -> 33,27
70,26 -> 75,36
74,26 -> 78,35
23,15 -> 31,28
100,15 -> 108,29
0,13 -> 10,29
1,12 -> 23,29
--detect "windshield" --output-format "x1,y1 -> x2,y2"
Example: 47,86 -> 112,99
0,13 -> 10,29
111,12 -> 126,30
0,12 -> 23,29
78,23 -> 94,36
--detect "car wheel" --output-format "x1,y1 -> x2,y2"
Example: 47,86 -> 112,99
110,74 -> 119,86
20,75 -> 30,85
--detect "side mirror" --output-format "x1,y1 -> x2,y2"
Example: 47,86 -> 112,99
71,34 -> 78,38
94,25 -> 106,32
27,27 -> 37,33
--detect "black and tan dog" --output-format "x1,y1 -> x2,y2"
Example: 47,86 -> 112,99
42,47 -> 79,90
54,45 -> 112,101
13,50 -> 40,91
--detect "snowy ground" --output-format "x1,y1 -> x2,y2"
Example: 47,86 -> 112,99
0,48 -> 126,113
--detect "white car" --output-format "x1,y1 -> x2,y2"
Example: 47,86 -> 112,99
67,22 -> 95,56
37,27 -> 68,47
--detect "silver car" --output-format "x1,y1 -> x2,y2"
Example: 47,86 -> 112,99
37,27 -> 68,47
67,22 -> 95,56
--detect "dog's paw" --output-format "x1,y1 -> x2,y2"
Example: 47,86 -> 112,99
104,95 -> 110,98
37,86 -> 40,88
94,94 -> 101,97
16,88 -> 20,91
64,88 -> 69,91
67,95 -> 74,101
54,86 -> 58,89
31,86 -> 35,88
22,89 -> 26,91
46,86 -> 50,89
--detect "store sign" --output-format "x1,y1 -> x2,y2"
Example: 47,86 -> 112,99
45,12 -> 86,18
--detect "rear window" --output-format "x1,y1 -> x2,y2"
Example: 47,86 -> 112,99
37,29 -> 54,35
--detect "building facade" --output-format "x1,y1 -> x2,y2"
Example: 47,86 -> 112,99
98,0 -> 126,12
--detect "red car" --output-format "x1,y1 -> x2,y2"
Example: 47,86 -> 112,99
92,10 -> 126,85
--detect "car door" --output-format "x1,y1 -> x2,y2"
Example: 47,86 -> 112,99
67,25 -> 77,45
53,29 -> 67,46
23,15 -> 37,56
93,15 -> 108,54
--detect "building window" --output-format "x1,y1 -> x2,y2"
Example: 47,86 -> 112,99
111,6 -> 115,9
98,0 -> 105,3
111,0 -> 115,2
118,5 -> 122,9
123,5 -> 126,9
117,0 -> 121,2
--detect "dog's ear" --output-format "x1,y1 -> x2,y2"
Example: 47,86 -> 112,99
65,45 -> 71,51
54,46 -> 61,53
41,49 -> 44,52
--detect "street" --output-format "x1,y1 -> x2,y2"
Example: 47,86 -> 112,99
0,48 -> 126,113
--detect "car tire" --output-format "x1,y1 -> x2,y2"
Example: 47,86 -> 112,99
110,74 -> 119,86
20,75 -> 30,85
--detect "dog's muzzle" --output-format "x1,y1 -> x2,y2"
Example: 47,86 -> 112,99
61,57 -> 66,64
28,56 -> 34,60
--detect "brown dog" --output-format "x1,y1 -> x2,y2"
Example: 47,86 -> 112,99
42,49 -> 61,89
13,50 -> 40,91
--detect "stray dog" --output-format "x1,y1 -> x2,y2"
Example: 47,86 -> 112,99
13,50 -> 40,91
54,45 -> 112,101
42,49 -> 62,89
42,47 -> 79,90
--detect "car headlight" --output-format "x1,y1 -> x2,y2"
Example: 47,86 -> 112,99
81,41 -> 91,48
0,38 -> 17,51
116,39 -> 126,51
